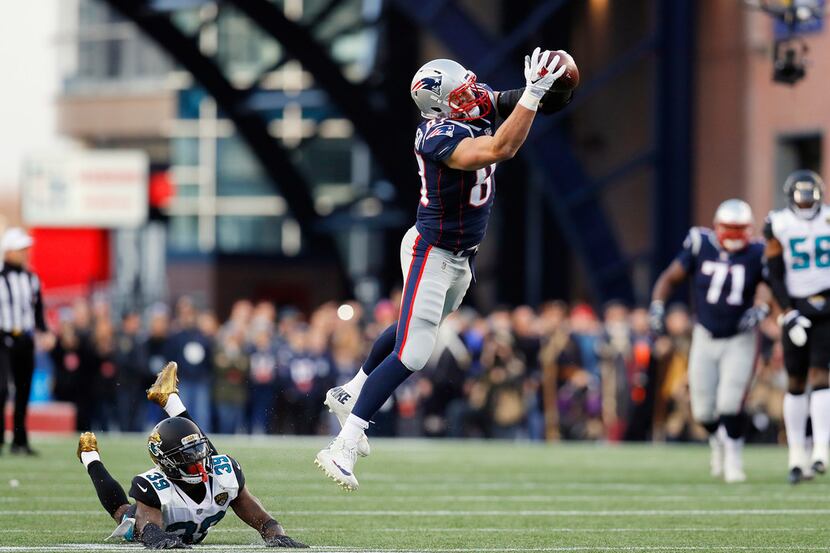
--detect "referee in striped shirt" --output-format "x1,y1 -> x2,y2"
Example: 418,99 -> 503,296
0,228 -> 46,456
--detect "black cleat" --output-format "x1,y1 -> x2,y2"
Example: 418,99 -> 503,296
9,444 -> 38,456
812,460 -> 826,475
789,467 -> 804,485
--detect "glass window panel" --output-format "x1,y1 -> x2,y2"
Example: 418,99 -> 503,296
174,184 -> 200,198
291,138 -> 352,184
216,136 -> 276,196
168,215 -> 200,252
172,137 -> 199,166
216,215 -> 283,253
216,6 -> 281,76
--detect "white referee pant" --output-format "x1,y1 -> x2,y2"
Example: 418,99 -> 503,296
394,226 -> 473,371
687,324 -> 757,424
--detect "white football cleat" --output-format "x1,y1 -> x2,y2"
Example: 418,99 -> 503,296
315,436 -> 360,491
709,434 -> 724,478
324,386 -> 371,457
723,437 -> 746,483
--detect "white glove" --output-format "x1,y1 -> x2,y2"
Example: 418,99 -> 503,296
519,47 -> 567,111
779,309 -> 812,347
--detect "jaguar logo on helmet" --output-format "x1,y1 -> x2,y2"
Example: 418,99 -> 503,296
411,76 -> 442,95
148,431 -> 162,457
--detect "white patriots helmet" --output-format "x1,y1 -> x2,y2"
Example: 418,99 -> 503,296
713,199 -> 754,252
410,59 -> 491,121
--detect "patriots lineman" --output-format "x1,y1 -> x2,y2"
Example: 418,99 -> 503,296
764,170 -> 830,484
315,49 -> 574,490
77,362 -> 307,548
650,200 -> 768,483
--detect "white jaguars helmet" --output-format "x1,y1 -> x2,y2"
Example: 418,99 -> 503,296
713,199 -> 754,252
410,59 -> 491,121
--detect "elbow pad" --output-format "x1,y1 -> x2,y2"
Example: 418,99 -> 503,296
765,255 -> 792,311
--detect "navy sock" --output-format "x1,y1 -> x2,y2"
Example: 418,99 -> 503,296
87,460 -> 129,518
720,414 -> 745,440
352,353 -> 413,421
701,421 -> 719,436
362,323 -> 397,376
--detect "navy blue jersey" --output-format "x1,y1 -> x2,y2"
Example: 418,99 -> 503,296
413,88 -> 498,252
675,227 -> 765,338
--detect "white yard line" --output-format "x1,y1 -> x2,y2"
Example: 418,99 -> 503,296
3,494 -> 828,504
0,527 -> 825,535
3,508 -> 830,517
2,546 -> 830,553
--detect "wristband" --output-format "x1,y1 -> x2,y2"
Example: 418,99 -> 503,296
518,88 -> 542,111
261,518 -> 280,536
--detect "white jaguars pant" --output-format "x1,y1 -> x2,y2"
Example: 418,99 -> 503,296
687,324 -> 757,424
394,226 -> 473,371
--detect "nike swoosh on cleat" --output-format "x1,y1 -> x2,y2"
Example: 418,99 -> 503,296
332,460 -> 352,476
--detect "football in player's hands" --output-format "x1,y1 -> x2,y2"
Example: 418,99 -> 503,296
549,50 -> 579,91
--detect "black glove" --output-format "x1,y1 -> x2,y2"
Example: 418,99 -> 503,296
141,523 -> 192,550
738,304 -> 770,332
649,301 -> 666,335
265,535 -> 309,548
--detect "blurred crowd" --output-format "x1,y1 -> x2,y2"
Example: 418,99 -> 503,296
36,294 -> 788,443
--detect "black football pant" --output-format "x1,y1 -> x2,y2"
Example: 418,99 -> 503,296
0,336 -> 35,447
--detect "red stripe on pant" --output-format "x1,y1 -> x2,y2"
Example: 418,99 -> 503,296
397,238 -> 432,360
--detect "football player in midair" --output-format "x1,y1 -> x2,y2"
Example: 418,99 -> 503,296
650,199 -> 769,483
315,49 -> 575,490
764,170 -> 830,484
77,362 -> 307,548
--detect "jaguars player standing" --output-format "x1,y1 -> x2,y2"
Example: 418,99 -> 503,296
77,362 -> 307,548
315,49 -> 573,490
650,199 -> 769,483
765,170 -> 830,484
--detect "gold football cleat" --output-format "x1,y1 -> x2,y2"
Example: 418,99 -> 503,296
147,361 -> 179,407
77,432 -> 99,462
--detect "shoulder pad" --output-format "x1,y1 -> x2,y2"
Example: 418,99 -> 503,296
135,468 -> 174,506
684,227 -> 704,256
210,455 -> 241,492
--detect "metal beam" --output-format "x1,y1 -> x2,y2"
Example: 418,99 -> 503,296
103,0 -> 351,287
226,0 -> 420,209
653,0 -> 695,282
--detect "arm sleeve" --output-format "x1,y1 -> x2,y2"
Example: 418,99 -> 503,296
419,124 -> 467,162
496,88 -> 574,118
765,254 -> 792,311
762,216 -> 775,240
32,275 -> 46,332
761,215 -> 792,310
496,88 -> 523,118
129,476 -> 162,509
228,456 -> 246,491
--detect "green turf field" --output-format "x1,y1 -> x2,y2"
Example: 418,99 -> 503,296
0,435 -> 829,552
